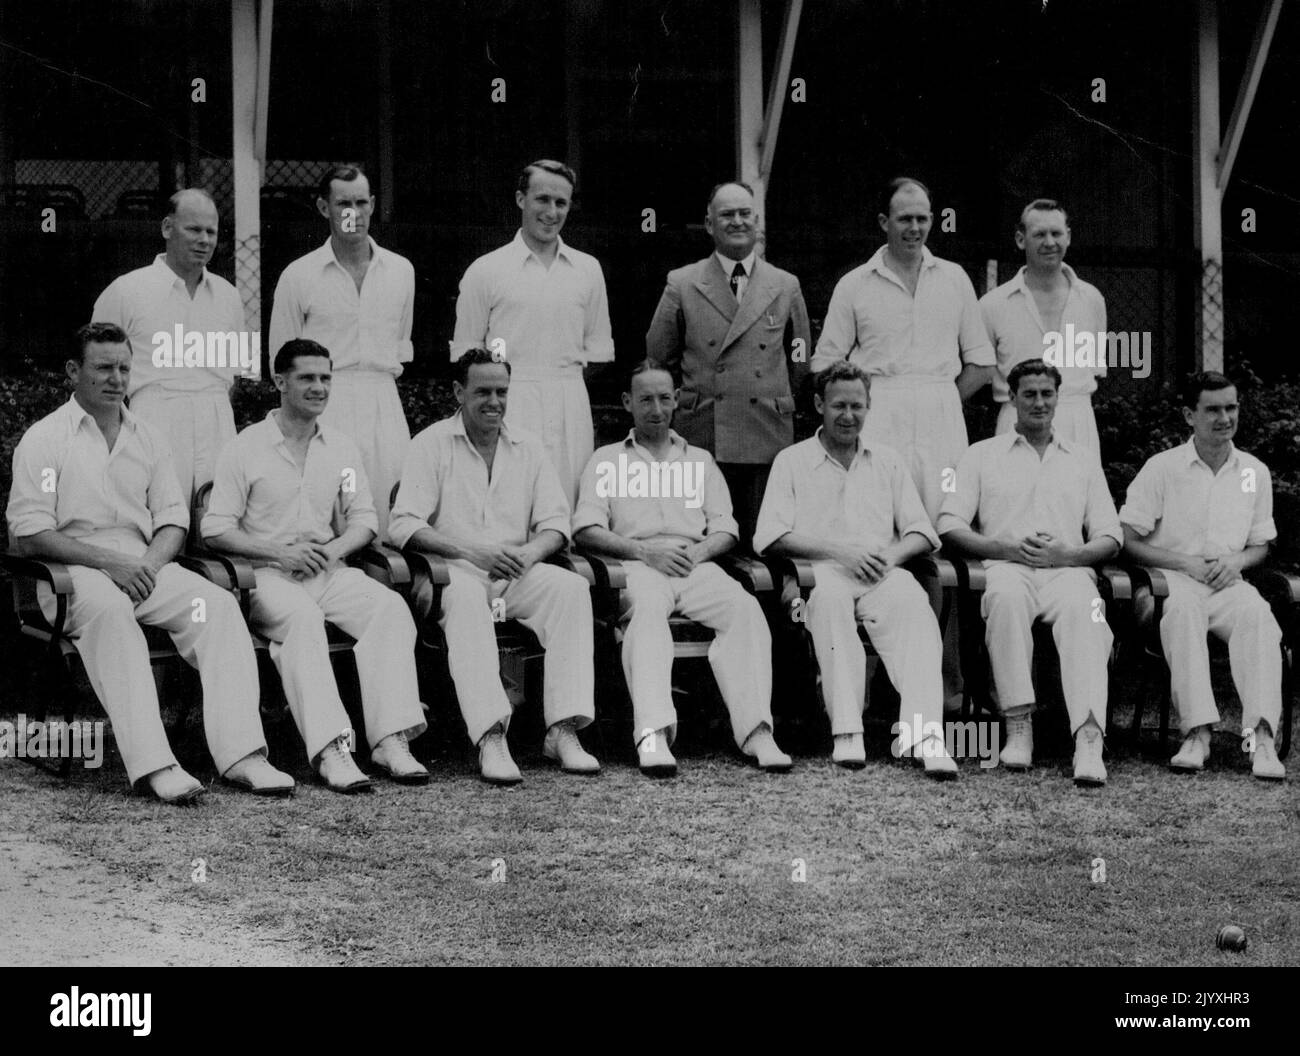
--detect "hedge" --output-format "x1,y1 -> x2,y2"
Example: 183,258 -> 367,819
2,366 -> 1297,551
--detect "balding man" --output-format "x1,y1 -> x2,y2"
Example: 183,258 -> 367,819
645,180 -> 810,551
981,199 -> 1108,457
92,189 -> 252,501
812,176 -> 995,712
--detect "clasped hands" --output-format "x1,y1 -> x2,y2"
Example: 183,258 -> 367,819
1182,553 -> 1243,592
1010,531 -> 1074,569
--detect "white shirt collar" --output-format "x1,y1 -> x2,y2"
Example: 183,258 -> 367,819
715,250 -> 756,279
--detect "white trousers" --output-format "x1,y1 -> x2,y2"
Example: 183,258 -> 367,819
318,372 -> 411,536
862,375 -> 965,708
619,561 -> 772,748
996,396 -> 1101,462
40,563 -> 265,784
129,387 -> 235,503
503,371 -> 593,507
1158,571 -> 1282,734
413,561 -> 595,745
251,566 -> 426,760
981,564 -> 1111,733
805,564 -> 943,749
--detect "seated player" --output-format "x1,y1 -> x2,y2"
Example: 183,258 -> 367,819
755,360 -> 957,778
1120,372 -> 1285,780
202,339 -> 429,793
6,323 -> 293,803
387,348 -> 599,786
573,360 -> 792,776
939,358 -> 1120,786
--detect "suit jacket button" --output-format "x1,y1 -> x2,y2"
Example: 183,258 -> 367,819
708,339 -> 716,346
750,397 -> 758,404
716,365 -> 725,373
755,369 -> 763,377
759,343 -> 767,350
717,393 -> 724,400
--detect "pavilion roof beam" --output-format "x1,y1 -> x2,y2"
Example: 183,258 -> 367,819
1217,0 -> 1283,191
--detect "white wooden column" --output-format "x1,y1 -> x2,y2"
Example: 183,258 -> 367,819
1191,0 -> 1223,371
232,0 -> 269,355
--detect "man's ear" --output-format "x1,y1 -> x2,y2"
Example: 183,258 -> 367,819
1182,405 -> 1196,429
65,359 -> 79,384
621,391 -> 633,414
1014,230 -> 1027,252
453,380 -> 466,405
160,216 -> 173,240
878,213 -> 889,235
316,197 -> 331,221
515,190 -> 527,211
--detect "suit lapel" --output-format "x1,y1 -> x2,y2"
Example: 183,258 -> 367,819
692,255 -> 737,326
722,257 -> 778,351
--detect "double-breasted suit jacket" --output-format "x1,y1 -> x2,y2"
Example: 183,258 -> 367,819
645,255 -> 811,465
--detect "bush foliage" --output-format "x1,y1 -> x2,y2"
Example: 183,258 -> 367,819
2,365 -> 1297,549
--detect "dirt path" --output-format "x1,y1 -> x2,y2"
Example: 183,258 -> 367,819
0,830 -> 315,967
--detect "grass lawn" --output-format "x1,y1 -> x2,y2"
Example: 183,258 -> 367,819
1,696 -> 1295,967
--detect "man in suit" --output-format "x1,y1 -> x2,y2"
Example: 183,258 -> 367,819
645,181 -> 811,551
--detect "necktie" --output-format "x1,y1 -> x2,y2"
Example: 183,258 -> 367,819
730,261 -> 746,300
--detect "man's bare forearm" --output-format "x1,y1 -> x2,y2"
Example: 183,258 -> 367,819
328,523 -> 377,561
956,364 -> 993,403
941,527 -> 1015,562
690,531 -> 735,564
16,527 -> 180,571
765,531 -> 845,562
204,527 -> 288,563
574,525 -> 643,560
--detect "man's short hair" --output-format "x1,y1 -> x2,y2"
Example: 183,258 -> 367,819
454,348 -> 512,387
627,358 -> 674,392
1017,197 -> 1069,232
166,188 -> 217,218
706,180 -> 756,212
317,163 -> 367,202
73,322 -> 129,364
1181,370 -> 1235,410
517,159 -> 577,196
274,338 -> 331,376
879,176 -> 931,217
815,361 -> 872,401
1007,358 -> 1063,395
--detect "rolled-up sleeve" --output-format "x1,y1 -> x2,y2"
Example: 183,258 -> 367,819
753,448 -> 797,555
147,445 -> 189,535
955,268 -> 995,368
1247,463 -> 1277,546
1083,462 -> 1124,546
1118,459 -> 1161,537
937,447 -> 981,535
200,443 -> 248,539
339,440 -> 379,536
571,452 -> 611,535
700,456 -> 739,539
893,458 -> 939,549
530,455 -> 572,541
387,436 -> 440,549
6,430 -> 59,539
